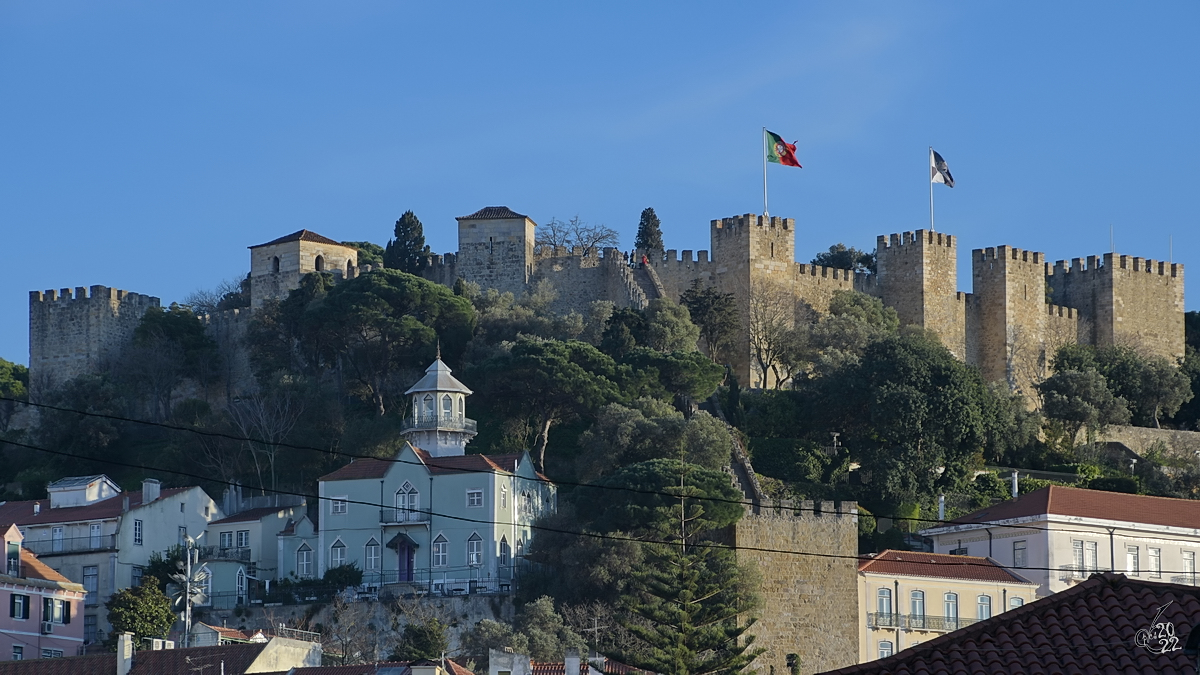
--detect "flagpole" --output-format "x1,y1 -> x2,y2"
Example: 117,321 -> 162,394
929,147 -> 935,232
762,128 -> 769,217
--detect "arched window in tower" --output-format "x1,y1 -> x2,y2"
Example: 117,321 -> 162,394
346,259 -> 353,276
315,255 -> 325,272
422,394 -> 434,420
442,394 -> 453,420
272,256 -> 280,273
499,536 -> 510,566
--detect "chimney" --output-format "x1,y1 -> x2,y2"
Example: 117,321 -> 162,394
937,494 -> 945,522
122,496 -> 130,513
117,632 -> 134,675
33,502 -> 40,516
142,479 -> 161,504
565,648 -> 581,675
1011,471 -> 1019,499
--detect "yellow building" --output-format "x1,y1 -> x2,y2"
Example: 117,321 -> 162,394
858,550 -> 1038,663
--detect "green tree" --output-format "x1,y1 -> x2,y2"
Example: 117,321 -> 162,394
600,308 -> 649,359
126,303 -> 221,419
0,357 -> 28,432
1139,356 -> 1193,428
679,281 -> 739,363
105,576 -> 176,647
516,597 -> 585,661
797,290 -> 900,378
635,207 -> 665,255
1037,370 -> 1130,446
811,243 -> 875,274
383,211 -> 431,274
474,338 -> 624,469
460,619 -> 531,672
618,349 -> 724,403
145,547 -> 185,592
390,617 -> 449,661
576,400 -> 732,480
644,299 -> 701,353
342,241 -> 386,268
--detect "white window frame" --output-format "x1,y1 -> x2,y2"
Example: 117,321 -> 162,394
467,489 -> 484,508
1127,545 -> 1140,576
500,486 -> 507,509
237,530 -> 250,548
878,640 -> 893,659
977,594 -> 991,620
220,531 -> 234,549
330,540 -> 347,568
297,545 -> 313,578
397,482 -> 420,521
52,526 -> 64,553
433,535 -> 448,567
331,497 -> 348,515
467,533 -> 483,566
876,587 -> 891,616
1149,547 -> 1162,578
1184,550 -> 1197,582
365,539 -> 381,571
1010,596 -> 1024,609
1013,540 -> 1027,568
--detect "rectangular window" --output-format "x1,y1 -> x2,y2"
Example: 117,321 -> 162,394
948,546 -> 967,556
52,526 -> 64,553
90,523 -> 102,549
1010,597 -> 1024,610
468,538 -> 483,566
330,545 -> 346,568
1149,548 -> 1162,578
178,526 -> 188,547
878,641 -> 893,659
133,520 -> 143,546
6,541 -> 18,575
467,490 -> 484,508
366,543 -> 380,571
433,538 -> 448,567
297,549 -> 313,577
331,498 -> 348,515
131,566 -> 144,589
977,595 -> 991,620
237,530 -> 250,548
1072,540 -> 1084,569
501,486 -> 507,509
1184,551 -> 1197,583
10,593 -> 29,619
11,645 -> 21,660
42,649 -> 64,659
1085,541 -> 1099,571
1127,546 -> 1140,576
83,566 -> 99,607
220,532 -> 233,548
1013,540 -> 1027,568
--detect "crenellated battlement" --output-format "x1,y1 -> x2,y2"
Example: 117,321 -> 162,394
748,499 -> 859,520
1047,304 -> 1076,319
30,285 -> 158,306
711,213 -> 794,232
877,229 -> 955,251
794,263 -> 859,282
976,245 -> 1044,266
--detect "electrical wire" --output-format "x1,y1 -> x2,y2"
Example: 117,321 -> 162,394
5,395 -> 1200,549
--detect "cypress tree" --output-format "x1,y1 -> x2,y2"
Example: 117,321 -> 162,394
635,207 -> 665,255
383,210 -> 432,274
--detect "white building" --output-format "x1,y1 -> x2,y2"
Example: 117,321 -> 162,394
920,485 -> 1200,597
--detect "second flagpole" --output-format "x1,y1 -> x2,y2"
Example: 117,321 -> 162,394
928,147 -> 935,232
762,128 -> 769,217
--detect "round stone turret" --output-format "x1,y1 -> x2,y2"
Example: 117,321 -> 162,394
400,358 -> 477,457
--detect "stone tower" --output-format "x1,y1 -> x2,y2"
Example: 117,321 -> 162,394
248,230 -> 358,309
28,286 -> 160,396
971,246 -> 1056,395
400,358 -> 477,457
454,206 -> 536,297
711,213 -> 796,280
875,230 -> 966,359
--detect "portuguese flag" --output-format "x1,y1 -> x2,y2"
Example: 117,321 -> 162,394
765,129 -> 802,168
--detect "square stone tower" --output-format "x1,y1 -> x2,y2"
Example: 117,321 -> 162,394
711,213 -> 796,280
249,230 -> 358,309
875,230 -> 966,359
971,246 -> 1053,395
454,206 -> 536,296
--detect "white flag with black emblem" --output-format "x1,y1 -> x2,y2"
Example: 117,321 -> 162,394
930,148 -> 954,187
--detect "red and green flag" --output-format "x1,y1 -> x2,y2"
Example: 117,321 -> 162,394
765,129 -> 802,167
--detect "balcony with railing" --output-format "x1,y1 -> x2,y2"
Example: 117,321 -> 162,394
1171,574 -> 1200,586
401,412 -> 477,434
380,508 -> 430,525
1058,565 -> 1108,583
198,546 -> 252,562
24,535 -> 118,556
867,612 -> 981,632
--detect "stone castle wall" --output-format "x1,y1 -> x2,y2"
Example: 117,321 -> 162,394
532,247 -> 647,315
729,500 -> 859,675
201,308 -> 255,398
28,285 -> 160,396
455,216 -> 535,297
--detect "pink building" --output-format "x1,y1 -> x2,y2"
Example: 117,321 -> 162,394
1,524 -> 85,661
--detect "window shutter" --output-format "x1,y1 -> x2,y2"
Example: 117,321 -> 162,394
8,594 -> 14,618
62,600 -> 71,624
43,597 -> 52,622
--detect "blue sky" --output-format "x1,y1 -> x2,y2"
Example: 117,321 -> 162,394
2,3 -> 1198,364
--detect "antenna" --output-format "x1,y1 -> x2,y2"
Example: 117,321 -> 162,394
1110,224 -> 1115,253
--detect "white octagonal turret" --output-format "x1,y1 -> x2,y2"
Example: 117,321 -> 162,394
400,358 -> 477,457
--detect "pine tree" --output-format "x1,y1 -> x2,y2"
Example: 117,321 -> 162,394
635,207 -> 665,255
383,210 -> 431,274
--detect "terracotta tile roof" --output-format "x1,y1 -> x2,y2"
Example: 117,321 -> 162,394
19,547 -> 80,586
250,229 -> 349,249
0,642 -> 273,675
319,450 -> 527,482
530,659 -> 642,675
818,572 -> 1200,675
457,206 -> 528,221
258,658 -> 474,675
0,487 -> 192,526
0,653 -> 113,675
947,485 -> 1200,530
858,550 -> 1036,584
197,622 -> 253,640
209,505 -> 295,525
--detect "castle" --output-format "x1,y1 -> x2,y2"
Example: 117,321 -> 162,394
28,206 -> 1185,398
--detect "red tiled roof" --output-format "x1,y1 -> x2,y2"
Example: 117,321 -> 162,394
819,572 -> 1200,675
209,505 -> 295,525
0,487 -> 192,526
457,206 -> 528,221
320,451 -> 527,482
530,659 -> 643,675
19,548 -> 79,586
197,622 -> 253,640
257,658 -> 474,675
0,642 -> 272,675
0,653 -> 112,675
249,229 -> 349,249
949,485 -> 1200,530
858,550 -> 1035,584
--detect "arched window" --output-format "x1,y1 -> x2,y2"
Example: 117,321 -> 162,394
1009,596 -> 1024,610
878,641 -> 893,659
499,536 -> 510,566
346,259 -> 353,276
297,544 -> 313,578
272,256 -> 280,273
877,588 -> 892,617
315,255 -> 325,272
944,592 -> 959,629
330,540 -> 346,568
365,538 -> 380,571
396,482 -> 420,521
977,594 -> 991,620
910,590 -> 926,629
467,533 -> 483,566
236,568 -> 246,604
442,394 -> 453,420
422,394 -> 434,419
432,535 -> 448,567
